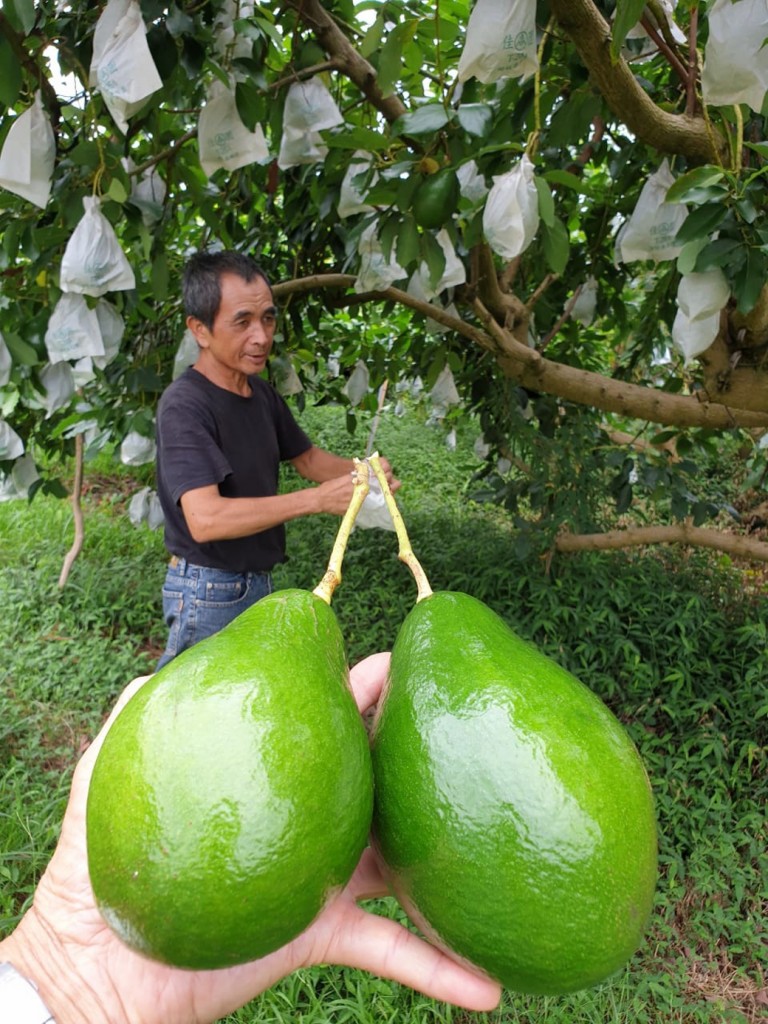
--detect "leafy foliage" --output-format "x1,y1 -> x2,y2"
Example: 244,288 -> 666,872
2,0 -> 768,552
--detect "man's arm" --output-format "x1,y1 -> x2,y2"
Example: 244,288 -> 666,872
290,445 -> 355,482
180,477 -> 356,544
292,446 -> 400,488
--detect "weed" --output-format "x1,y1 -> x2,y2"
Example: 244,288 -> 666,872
1,406 -> 765,1023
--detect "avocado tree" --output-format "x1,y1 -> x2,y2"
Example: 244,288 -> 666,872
2,0 -> 768,577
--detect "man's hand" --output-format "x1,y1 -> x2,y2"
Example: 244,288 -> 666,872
0,656 -> 501,1024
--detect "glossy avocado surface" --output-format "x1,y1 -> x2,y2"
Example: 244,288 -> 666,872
370,591 -> 658,994
86,588 -> 373,969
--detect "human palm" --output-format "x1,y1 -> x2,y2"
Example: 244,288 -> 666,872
10,658 -> 500,1024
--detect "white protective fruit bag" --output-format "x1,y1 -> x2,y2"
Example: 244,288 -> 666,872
458,0 -> 538,84
407,229 -> 466,301
120,430 -> 156,466
0,420 -> 24,461
672,268 -> 730,364
354,223 -> 407,292
39,363 -> 75,416
618,159 -> 688,263
123,157 -> 166,226
89,0 -> 163,133
129,486 -> 164,529
0,92 -> 56,208
271,355 -> 304,396
60,197 -> 136,296
94,300 -> 125,366
569,276 -> 599,326
338,152 -> 376,218
0,332 -> 11,387
483,154 -> 540,261
457,159 -> 488,203
198,80 -> 269,176
277,78 -> 343,169
702,0 -> 768,112
430,365 -> 461,420
44,294 -> 105,364
354,473 -> 395,531
343,360 -> 369,406
173,330 -> 200,380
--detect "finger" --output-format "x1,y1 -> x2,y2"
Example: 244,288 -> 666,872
344,847 -> 390,902
323,908 -> 502,1012
349,652 -> 390,714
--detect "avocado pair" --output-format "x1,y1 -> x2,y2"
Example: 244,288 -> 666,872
86,460 -> 657,994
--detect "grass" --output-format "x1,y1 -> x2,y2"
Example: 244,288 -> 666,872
1,405 -> 766,1024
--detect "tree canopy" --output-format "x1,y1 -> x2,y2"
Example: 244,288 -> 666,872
2,0 -> 768,567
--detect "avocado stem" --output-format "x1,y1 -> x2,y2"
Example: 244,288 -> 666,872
313,458 -> 370,605
368,452 -> 433,602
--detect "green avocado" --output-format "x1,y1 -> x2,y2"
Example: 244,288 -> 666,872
370,591 -> 658,995
411,168 -> 460,229
86,589 -> 373,969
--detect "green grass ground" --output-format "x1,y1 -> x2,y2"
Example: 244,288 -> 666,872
1,407 -> 766,1023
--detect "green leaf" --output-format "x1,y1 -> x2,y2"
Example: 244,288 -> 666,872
106,178 -> 128,204
359,12 -> 384,59
3,0 -> 36,35
610,0 -> 648,60
379,214 -> 399,263
378,21 -> 418,98
542,170 -> 596,197
396,215 -> 420,268
324,127 -> 391,151
421,231 -> 447,291
676,236 -> 709,275
534,177 -> 555,228
393,104 -> 451,137
736,197 -> 759,224
732,248 -> 767,314
744,140 -> 768,160
4,332 -> 39,367
151,253 -> 169,301
674,204 -> 729,246
614,480 -> 633,515
0,36 -> 22,107
235,79 -> 264,132
541,216 -> 570,275
665,166 -> 726,204
455,103 -> 493,138
694,237 -> 743,271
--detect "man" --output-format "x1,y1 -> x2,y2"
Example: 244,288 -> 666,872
155,250 -> 399,667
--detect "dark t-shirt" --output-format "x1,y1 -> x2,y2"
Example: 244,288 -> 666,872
156,367 -> 312,572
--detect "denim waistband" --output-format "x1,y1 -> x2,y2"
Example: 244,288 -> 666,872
167,556 -> 271,578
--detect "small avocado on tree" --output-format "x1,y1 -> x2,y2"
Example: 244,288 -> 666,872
2,0 -> 768,579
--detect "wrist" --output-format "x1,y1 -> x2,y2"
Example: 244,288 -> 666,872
0,908 -> 116,1024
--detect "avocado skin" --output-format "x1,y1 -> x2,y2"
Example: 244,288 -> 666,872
86,589 -> 373,969
370,591 -> 658,995
412,168 -> 460,229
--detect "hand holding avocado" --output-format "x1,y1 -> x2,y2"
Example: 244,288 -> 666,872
0,656 -> 502,1024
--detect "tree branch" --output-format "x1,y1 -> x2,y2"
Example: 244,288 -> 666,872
273,274 -> 768,430
58,433 -> 85,589
556,523 -> 768,564
549,0 -> 724,163
471,296 -> 768,430
283,0 -> 407,124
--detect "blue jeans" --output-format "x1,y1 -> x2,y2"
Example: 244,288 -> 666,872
157,558 -> 273,669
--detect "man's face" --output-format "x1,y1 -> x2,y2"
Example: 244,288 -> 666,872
189,272 -> 277,380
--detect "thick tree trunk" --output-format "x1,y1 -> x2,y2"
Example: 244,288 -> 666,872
548,0 -> 725,164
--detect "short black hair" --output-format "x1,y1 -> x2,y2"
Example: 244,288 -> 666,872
182,251 -> 273,330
